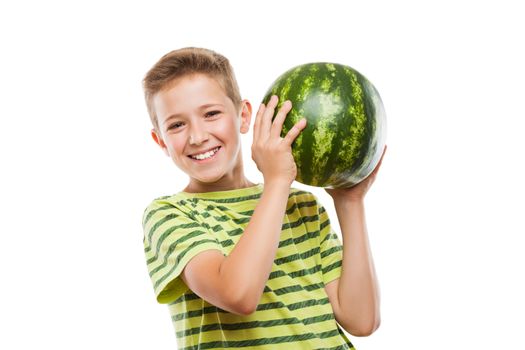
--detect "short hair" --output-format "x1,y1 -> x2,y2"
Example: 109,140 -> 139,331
142,47 -> 242,134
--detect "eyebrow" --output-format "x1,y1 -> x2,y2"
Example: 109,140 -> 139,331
163,103 -> 225,125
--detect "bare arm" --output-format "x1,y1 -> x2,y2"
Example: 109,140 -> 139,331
218,181 -> 291,313
181,182 -> 291,315
324,146 -> 386,335
327,199 -> 380,335
181,96 -> 306,315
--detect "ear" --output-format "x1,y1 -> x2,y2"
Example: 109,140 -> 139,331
151,129 -> 170,157
239,100 -> 252,134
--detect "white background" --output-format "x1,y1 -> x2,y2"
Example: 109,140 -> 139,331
1,0 -> 524,349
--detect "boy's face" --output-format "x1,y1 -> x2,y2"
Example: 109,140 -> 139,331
151,74 -> 252,189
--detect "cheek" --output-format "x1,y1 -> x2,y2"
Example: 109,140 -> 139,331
166,135 -> 186,156
217,119 -> 240,141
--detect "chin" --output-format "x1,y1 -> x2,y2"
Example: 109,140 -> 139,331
195,173 -> 226,184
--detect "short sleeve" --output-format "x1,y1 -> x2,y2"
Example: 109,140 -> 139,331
142,199 -> 224,304
317,200 -> 344,285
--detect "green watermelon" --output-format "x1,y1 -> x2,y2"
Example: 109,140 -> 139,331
262,62 -> 387,188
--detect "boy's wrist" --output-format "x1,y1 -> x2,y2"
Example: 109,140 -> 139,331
263,180 -> 292,192
332,196 -> 365,210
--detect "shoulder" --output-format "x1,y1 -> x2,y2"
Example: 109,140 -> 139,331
142,194 -> 173,215
142,191 -> 194,212
288,186 -> 321,206
141,192 -> 193,228
289,186 -> 316,200
141,193 -> 210,250
286,186 -> 324,219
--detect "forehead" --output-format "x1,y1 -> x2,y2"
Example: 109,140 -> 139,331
153,74 -> 230,119
165,74 -> 227,100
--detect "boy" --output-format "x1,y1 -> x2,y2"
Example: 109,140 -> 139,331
142,47 -> 384,349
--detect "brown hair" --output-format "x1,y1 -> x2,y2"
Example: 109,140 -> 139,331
142,47 -> 242,134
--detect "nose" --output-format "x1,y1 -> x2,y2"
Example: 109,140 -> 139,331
189,120 -> 209,146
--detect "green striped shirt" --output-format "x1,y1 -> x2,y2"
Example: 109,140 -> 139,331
142,184 -> 354,350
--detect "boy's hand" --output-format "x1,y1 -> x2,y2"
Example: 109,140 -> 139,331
325,145 -> 387,202
251,95 -> 307,187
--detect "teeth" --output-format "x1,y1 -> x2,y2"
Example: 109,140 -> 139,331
191,147 -> 219,160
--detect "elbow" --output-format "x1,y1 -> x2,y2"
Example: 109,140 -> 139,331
239,303 -> 257,316
237,294 -> 259,316
227,289 -> 258,316
348,317 -> 381,337
342,302 -> 381,336
231,299 -> 257,316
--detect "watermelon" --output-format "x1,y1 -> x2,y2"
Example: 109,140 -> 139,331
262,62 -> 387,188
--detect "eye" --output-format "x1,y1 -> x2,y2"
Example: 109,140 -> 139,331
205,110 -> 221,118
168,121 -> 184,130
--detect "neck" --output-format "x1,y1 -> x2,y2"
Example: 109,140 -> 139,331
184,177 -> 256,194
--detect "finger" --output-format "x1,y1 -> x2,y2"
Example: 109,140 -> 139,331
282,118 -> 307,146
253,102 -> 266,142
270,100 -> 292,139
260,95 -> 278,140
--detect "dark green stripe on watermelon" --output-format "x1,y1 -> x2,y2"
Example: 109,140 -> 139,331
326,67 -> 374,187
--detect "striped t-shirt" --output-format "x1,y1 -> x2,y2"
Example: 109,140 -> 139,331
142,183 -> 355,350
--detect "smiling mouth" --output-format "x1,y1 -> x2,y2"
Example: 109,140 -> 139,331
188,146 -> 221,161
